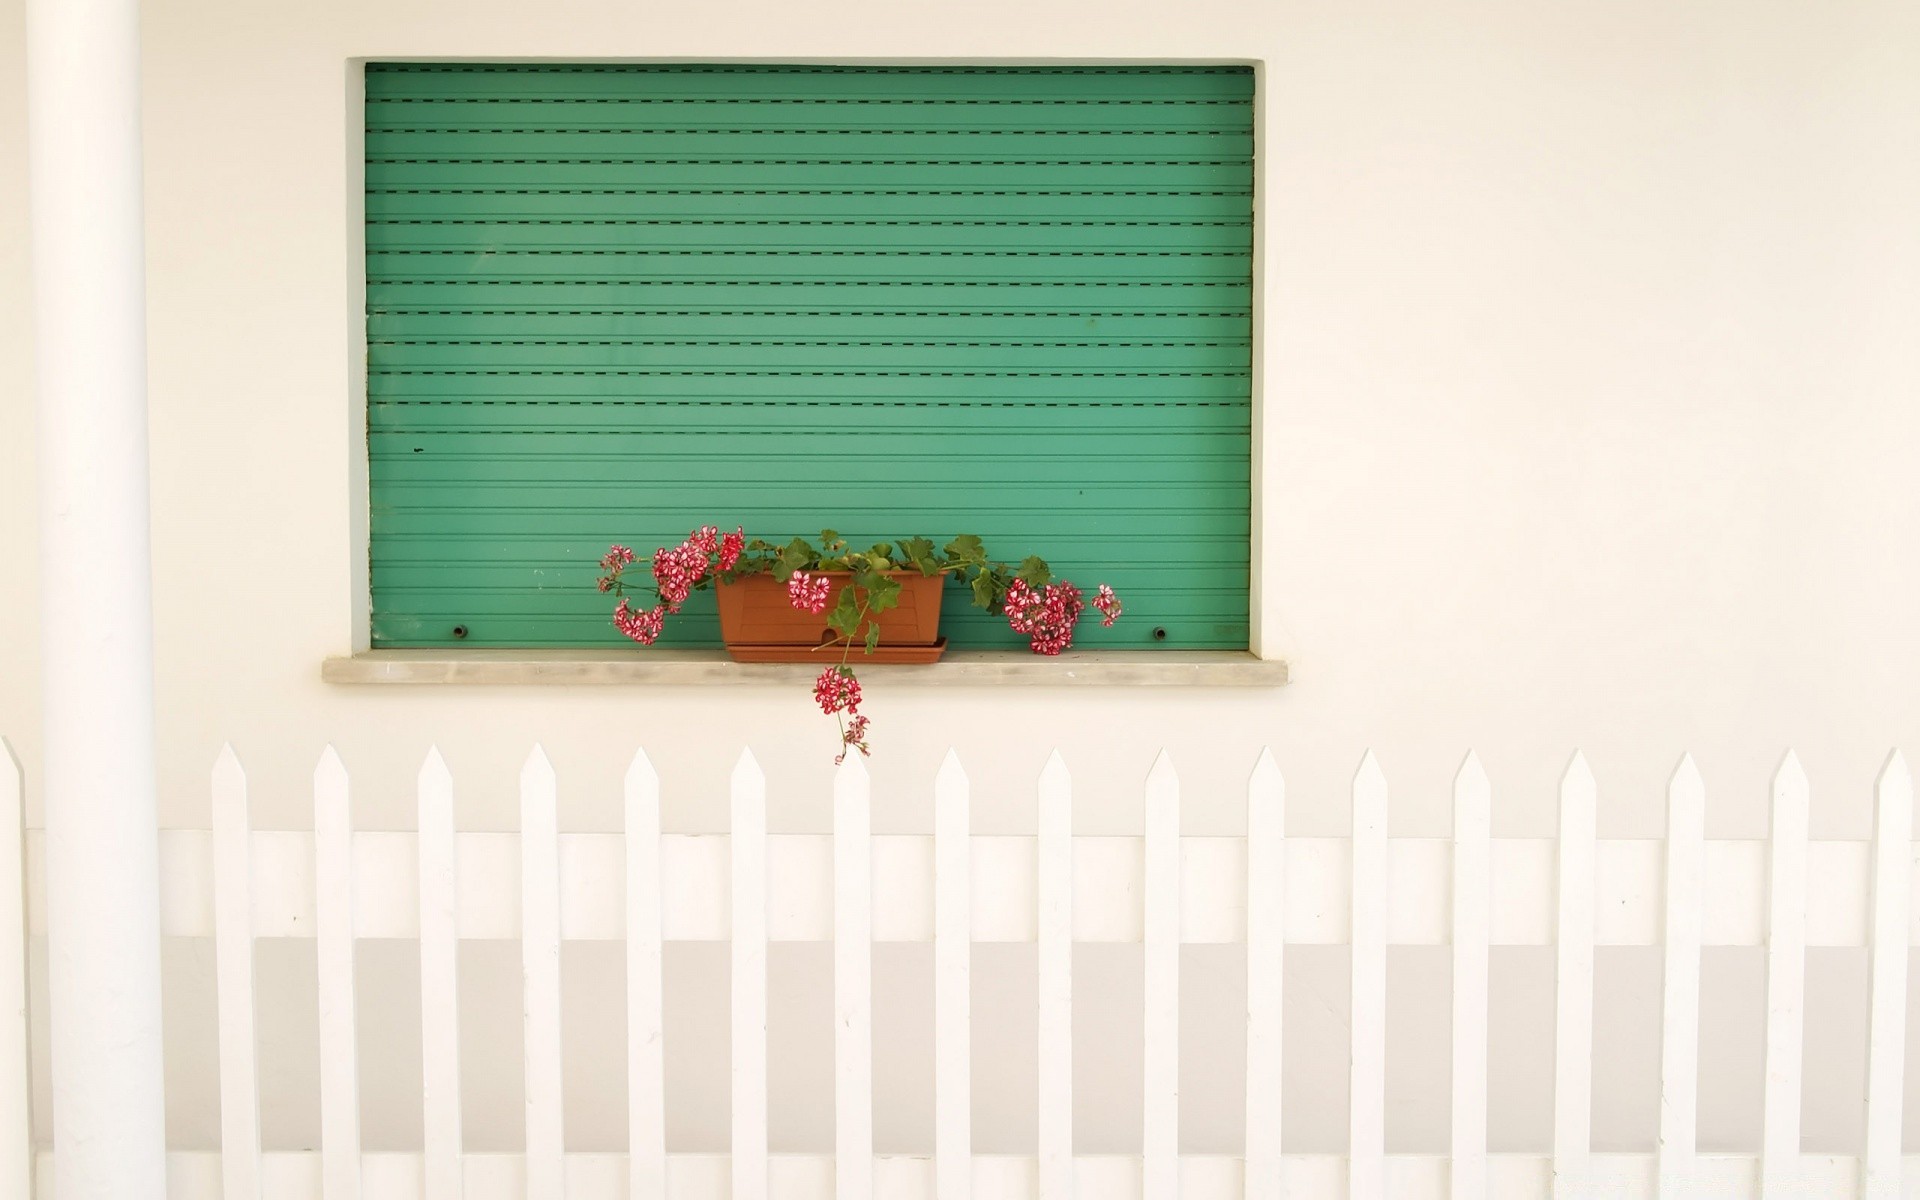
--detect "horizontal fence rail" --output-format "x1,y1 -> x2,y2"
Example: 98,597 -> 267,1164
5,744 -> 1919,1200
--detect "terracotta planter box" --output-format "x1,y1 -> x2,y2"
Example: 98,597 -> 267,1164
715,570 -> 949,663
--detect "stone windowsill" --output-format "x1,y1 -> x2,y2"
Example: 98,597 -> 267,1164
321,648 -> 1288,687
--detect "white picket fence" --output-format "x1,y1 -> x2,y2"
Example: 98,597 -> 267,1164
6,744 -> 1920,1199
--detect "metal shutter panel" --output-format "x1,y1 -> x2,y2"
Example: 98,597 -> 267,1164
365,64 -> 1252,648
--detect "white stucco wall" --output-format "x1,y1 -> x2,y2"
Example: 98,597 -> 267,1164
3,0 -> 1918,1164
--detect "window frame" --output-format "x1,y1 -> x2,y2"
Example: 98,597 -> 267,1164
336,57 -> 1280,672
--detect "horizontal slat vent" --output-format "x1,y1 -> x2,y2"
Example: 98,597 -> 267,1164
366,63 -> 1253,649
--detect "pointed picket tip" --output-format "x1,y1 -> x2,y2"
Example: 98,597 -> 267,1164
213,742 -> 245,786
1452,751 -> 1489,832
1146,749 -> 1178,787
1667,754 -> 1704,817
1876,752 -> 1912,845
0,737 -> 18,821
1451,751 -> 1490,846
936,747 -> 967,787
1351,750 -> 1388,842
625,747 -> 659,789
1669,753 -> 1704,796
732,746 -> 765,789
1249,746 -> 1281,784
521,743 -> 556,787
1664,755 -> 1704,852
835,749 -> 871,790
1774,748 -> 1808,790
1560,749 -> 1595,790
1353,749 -> 1386,790
315,745 -> 347,783
1040,749 -> 1070,784
419,745 -> 449,779
1453,750 -> 1489,794
1878,749 -> 1912,792
314,747 -> 349,833
0,736 -> 19,807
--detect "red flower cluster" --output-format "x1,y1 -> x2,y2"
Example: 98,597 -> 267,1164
813,665 -> 862,714
598,526 -> 744,643
787,570 -> 832,615
1001,578 -> 1123,653
613,597 -> 666,646
597,544 -> 635,591
1004,578 -> 1085,655
813,667 -> 871,765
839,714 -> 871,764
651,543 -> 707,612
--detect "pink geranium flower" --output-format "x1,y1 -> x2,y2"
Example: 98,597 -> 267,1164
787,571 -> 832,615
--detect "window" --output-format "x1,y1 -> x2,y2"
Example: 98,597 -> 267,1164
364,63 -> 1253,649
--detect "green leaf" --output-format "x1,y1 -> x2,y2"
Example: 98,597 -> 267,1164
1016,556 -> 1052,587
865,573 -> 902,614
771,537 -> 813,581
827,587 -> 860,638
944,534 -> 985,567
863,623 -> 881,654
899,536 -> 938,574
970,570 -> 997,609
869,542 -> 893,559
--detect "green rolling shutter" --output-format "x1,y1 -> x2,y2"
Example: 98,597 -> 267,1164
364,63 -> 1253,649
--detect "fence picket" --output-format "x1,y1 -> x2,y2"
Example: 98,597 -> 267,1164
1761,752 -> 1808,1199
520,747 -> 564,1200
933,751 -> 971,1200
1037,751 -> 1073,1200
732,750 -> 770,1200
1349,753 -> 1388,1200
1244,750 -> 1285,1200
1657,756 -> 1704,1199
1553,753 -> 1596,1198
626,750 -> 667,1200
417,748 -> 463,1200
835,756 -> 874,1200
1451,753 -> 1491,1200
1142,752 -> 1180,1200
1863,752 -> 1911,1200
0,740 -> 26,1200
212,746 -> 262,1200
313,748 -> 361,1200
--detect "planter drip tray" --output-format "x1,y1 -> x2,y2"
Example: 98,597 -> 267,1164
725,637 -> 949,665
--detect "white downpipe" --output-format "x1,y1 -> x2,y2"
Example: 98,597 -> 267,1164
25,0 -> 168,1195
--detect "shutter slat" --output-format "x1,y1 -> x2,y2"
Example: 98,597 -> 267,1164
367,190 -> 1257,220
364,63 -> 1256,102
371,314 -> 1253,340
365,98 -> 1253,133
364,160 -> 1256,190
366,132 -> 1257,159
369,279 -> 1251,313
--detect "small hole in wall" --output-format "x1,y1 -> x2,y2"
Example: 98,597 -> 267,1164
452,625 -> 469,639
1152,626 -> 1169,641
